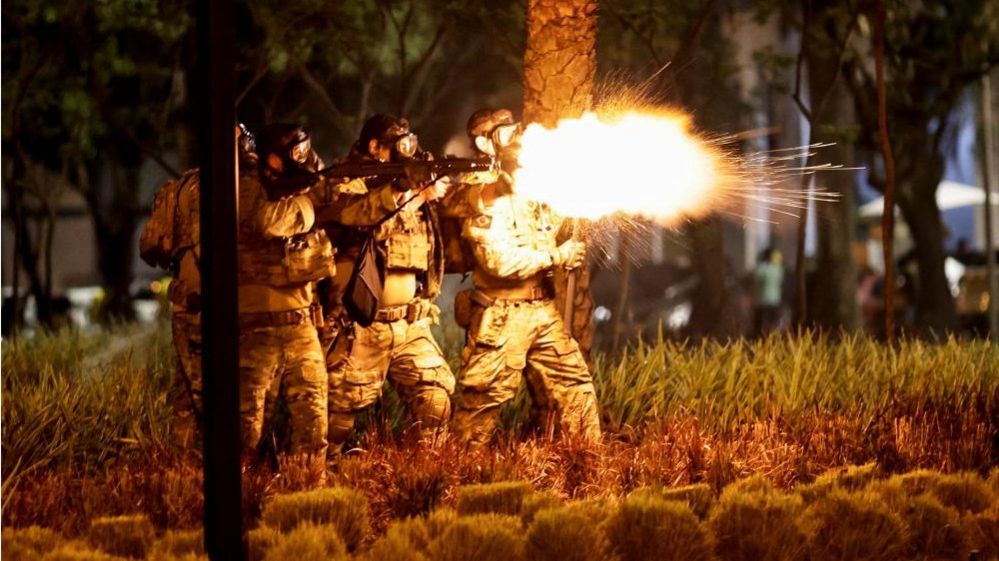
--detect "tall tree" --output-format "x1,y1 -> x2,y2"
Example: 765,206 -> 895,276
843,0 -> 998,333
522,0 -> 599,354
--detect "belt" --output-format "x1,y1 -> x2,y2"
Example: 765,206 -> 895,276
373,299 -> 436,323
238,307 -> 313,329
473,285 -> 549,305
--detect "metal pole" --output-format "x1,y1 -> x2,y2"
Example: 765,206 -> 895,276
982,63 -> 997,340
197,0 -> 244,558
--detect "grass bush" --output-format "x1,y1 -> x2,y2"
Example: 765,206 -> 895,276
800,490 -> 905,561
631,483 -> 715,519
797,463 -> 879,502
923,472 -> 996,514
363,509 -> 457,561
454,481 -> 533,517
425,514 -> 524,561
262,524 -> 347,561
708,485 -> 806,561
525,501 -> 612,561
39,542 -> 126,561
86,515 -> 156,558
146,529 -> 205,561
2,323 -> 173,486
3,526 -> 63,559
518,491 -> 562,524
605,494 -> 714,561
964,503 -> 999,560
897,494 -> 967,561
259,487 -> 371,551
247,526 -> 281,561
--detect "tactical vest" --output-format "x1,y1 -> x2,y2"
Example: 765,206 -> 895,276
378,207 -> 432,272
140,169 -> 200,270
237,229 -> 335,287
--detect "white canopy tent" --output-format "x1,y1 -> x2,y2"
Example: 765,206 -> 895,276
859,180 -> 998,218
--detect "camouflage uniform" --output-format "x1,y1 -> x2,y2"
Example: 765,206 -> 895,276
237,173 -> 333,457
445,176 -> 601,445
318,175 -> 454,447
140,169 -> 203,446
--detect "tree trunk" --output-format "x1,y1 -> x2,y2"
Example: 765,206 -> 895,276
896,170 -> 958,334
808,85 -> 859,330
523,0 -> 598,354
686,217 -> 733,338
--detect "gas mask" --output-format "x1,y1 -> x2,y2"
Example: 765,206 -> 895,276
391,132 -> 419,160
474,122 -> 521,157
260,129 -> 319,199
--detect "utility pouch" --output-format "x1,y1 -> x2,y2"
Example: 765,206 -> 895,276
343,235 -> 384,327
475,303 -> 508,347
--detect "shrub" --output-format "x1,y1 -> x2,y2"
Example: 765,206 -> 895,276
801,490 -> 905,561
247,526 -> 281,561
363,509 -> 457,561
259,487 -> 371,551
988,467 -> 999,495
3,526 -> 63,559
923,472 -> 995,514
40,543 -> 125,561
263,524 -> 348,561
898,494 -> 966,561
798,463 -> 879,503
526,502 -> 612,561
426,514 -> 524,561
631,483 -> 715,519
725,475 -> 777,496
964,503 -> 999,560
86,515 -> 156,558
709,486 -> 806,561
147,529 -> 205,561
519,491 -> 562,525
455,481 -> 534,517
606,494 -> 714,561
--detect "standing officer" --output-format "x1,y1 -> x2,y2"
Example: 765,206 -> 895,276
447,108 -> 601,446
237,123 -> 333,460
319,114 -> 455,452
140,125 -> 257,447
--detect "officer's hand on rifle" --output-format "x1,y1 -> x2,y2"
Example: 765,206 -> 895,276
552,240 -> 586,270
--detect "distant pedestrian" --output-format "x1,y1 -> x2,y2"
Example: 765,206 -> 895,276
753,247 -> 785,336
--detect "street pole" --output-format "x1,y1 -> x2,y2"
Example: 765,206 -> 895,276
982,61 -> 997,340
197,0 -> 244,558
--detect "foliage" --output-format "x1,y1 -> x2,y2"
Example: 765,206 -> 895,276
708,484 -> 807,561
259,487 -> 371,551
454,481 -> 533,517
517,491 -> 562,525
425,514 -> 524,561
1,323 -> 174,488
364,508 -> 457,561
605,495 -> 714,561
2,525 -> 64,559
800,490 -> 905,561
525,501 -> 612,561
798,463 -> 880,503
263,524 -> 348,561
86,515 -> 156,559
146,528 -> 205,561
247,526 -> 281,561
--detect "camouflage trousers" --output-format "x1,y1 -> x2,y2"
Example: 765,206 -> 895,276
239,322 -> 328,457
171,311 -> 202,447
327,311 -> 455,448
453,298 -> 601,446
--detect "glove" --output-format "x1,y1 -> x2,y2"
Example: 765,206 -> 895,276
551,240 -> 586,269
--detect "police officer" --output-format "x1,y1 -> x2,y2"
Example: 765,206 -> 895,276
447,108 -> 601,446
139,124 -> 257,447
237,123 -> 333,459
318,114 -> 455,452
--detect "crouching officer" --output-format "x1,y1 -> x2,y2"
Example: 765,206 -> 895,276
318,114 -> 455,452
447,108 -> 601,446
237,123 -> 333,460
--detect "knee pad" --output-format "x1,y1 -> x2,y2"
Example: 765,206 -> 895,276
413,387 -> 452,427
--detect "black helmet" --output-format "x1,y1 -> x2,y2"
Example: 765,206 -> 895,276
256,123 -> 317,199
355,114 -> 419,160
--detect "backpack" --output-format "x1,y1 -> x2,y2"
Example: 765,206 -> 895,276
140,170 -> 199,270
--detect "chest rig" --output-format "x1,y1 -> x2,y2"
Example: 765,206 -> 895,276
376,207 -> 432,272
